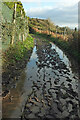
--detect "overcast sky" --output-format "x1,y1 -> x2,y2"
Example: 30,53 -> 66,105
21,0 -> 79,29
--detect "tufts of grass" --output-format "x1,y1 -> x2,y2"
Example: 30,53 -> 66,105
32,32 -> 80,62
2,34 -> 34,70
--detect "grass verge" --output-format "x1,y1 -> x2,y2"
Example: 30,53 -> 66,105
32,32 -> 80,63
2,34 -> 34,95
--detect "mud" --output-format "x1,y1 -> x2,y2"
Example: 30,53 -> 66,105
22,38 -> 80,119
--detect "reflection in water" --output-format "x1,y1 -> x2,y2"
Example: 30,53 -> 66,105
51,42 -> 79,75
2,70 -> 26,118
51,42 -> 71,68
51,42 -> 79,81
3,38 -> 80,119
22,39 -> 79,119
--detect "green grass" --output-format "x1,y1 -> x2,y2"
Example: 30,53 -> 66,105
3,35 -> 34,69
33,32 -> 80,62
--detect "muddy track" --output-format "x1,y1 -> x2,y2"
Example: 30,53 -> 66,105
22,38 -> 80,119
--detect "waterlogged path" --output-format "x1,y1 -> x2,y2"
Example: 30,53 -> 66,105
22,37 -> 80,119
3,37 -> 80,119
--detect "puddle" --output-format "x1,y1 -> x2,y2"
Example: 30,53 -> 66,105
2,38 -> 80,119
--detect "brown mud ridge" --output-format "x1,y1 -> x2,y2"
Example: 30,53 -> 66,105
2,49 -> 33,99
22,38 -> 80,119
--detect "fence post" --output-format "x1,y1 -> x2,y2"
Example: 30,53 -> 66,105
11,3 -> 17,44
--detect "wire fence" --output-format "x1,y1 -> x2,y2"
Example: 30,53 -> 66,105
2,2 -> 29,52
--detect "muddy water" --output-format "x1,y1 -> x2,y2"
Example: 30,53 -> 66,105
3,38 -> 80,119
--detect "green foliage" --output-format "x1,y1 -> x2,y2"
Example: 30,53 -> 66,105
29,17 -> 79,61
3,35 -> 34,65
2,2 -> 13,22
33,32 -> 80,62
29,18 -> 63,34
3,1 -> 25,17
2,1 -> 29,50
